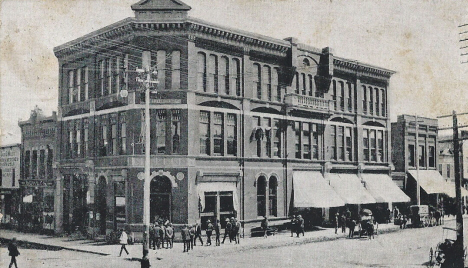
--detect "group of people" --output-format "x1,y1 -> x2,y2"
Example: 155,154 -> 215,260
149,221 -> 175,250
181,217 -> 241,253
289,215 -> 305,237
334,209 -> 357,238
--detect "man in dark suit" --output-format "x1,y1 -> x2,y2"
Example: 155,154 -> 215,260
181,225 -> 191,252
222,218 -> 232,244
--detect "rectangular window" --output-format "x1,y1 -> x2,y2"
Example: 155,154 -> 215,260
208,55 -> 217,93
39,149 -> 45,179
120,123 -> 127,155
370,130 -> 376,161
363,86 -> 367,114
101,125 -> 108,156
447,165 -> 451,178
295,122 -> 301,159
156,110 -> 167,154
253,116 -> 261,157
99,60 -> 105,96
47,148 -> 53,180
332,81 -> 337,110
172,110 -> 180,154
171,51 -> 181,90
264,118 -> 271,158
369,88 -> 374,115
375,88 -> 380,116
419,145 -> 426,167
69,131 -> 74,158
111,124 -> 117,156
377,130 -> 384,162
76,68 -> 81,102
114,57 -> 120,94
273,119 -> 281,158
233,59 -> 241,97
439,164 -> 443,175
25,151 -> 30,179
197,53 -> 207,92
363,129 -> 369,161
429,146 -> 435,168
301,73 -> 306,95
381,89 -> 386,117
219,57 -> 227,95
346,127 -> 352,161
84,128 -> 89,157
338,126 -> 344,160
84,67 -> 89,100
254,64 -> 262,99
347,83 -> 353,112
312,124 -> 319,160
106,58 -> 112,95
227,114 -> 237,156
339,82 -> 345,111
213,113 -> 224,155
157,50 -> 166,91
266,68 -> 272,101
303,122 -> 311,159
76,129 -> 81,157
408,144 -> 415,167
68,70 -> 74,104
200,111 -> 210,155
32,150 -> 38,179
330,125 -> 336,160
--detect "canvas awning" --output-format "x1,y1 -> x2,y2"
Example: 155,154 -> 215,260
197,182 -> 239,212
293,171 -> 345,208
361,174 -> 411,203
328,173 -> 376,204
408,170 -> 468,197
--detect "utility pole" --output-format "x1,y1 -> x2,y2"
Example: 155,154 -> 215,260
136,51 -> 158,267
438,111 -> 468,267
415,115 -> 420,205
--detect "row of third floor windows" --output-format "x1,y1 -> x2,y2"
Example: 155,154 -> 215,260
66,50 -> 182,104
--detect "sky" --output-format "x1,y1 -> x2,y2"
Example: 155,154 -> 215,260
1,0 -> 467,145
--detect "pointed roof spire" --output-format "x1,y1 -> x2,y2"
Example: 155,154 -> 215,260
131,0 -> 191,11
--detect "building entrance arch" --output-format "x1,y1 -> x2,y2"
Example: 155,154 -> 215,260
150,176 -> 172,223
96,176 -> 107,235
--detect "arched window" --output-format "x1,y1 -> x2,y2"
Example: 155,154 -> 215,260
253,63 -> 261,99
381,89 -> 386,117
257,176 -> 266,217
295,72 -> 299,94
308,75 -> 314,96
368,86 -> 374,115
375,87 -> 379,116
362,85 -> 367,113
269,177 -> 277,217
171,50 -> 181,89
197,53 -> 206,92
273,68 -> 280,102
301,73 -> 306,95
303,58 -> 310,67
232,58 -> 241,96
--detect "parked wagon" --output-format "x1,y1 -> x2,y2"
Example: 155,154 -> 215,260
358,209 -> 377,238
410,205 -> 433,227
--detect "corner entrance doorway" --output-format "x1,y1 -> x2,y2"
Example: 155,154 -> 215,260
150,176 -> 171,223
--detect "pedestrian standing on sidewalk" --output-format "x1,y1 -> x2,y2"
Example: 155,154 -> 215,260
165,222 -> 174,249
348,220 -> 356,238
194,222 -> 204,246
222,218 -> 232,244
160,222 -> 167,249
261,216 -> 269,238
334,213 -> 339,234
234,218 -> 241,244
206,220 -> 213,246
214,219 -> 221,246
181,225 -> 191,253
189,224 -> 195,250
8,238 -> 20,268
290,215 -> 297,237
154,223 -> 162,249
118,229 -> 129,257
296,215 -> 305,237
149,223 -> 156,250
340,213 -> 347,234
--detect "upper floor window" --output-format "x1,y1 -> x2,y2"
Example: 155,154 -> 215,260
362,85 -> 367,114
346,127 -> 353,161
295,73 -> 299,94
273,119 -> 281,158
375,88 -> 380,116
447,164 -> 451,178
370,129 -> 377,161
368,87 -> 374,115
254,64 -> 262,99
408,144 -> 415,167
429,146 -> 435,168
330,125 -> 337,160
232,58 -> 241,97
273,68 -> 281,102
220,57 -> 229,95
172,110 -> 181,154
156,110 -> 167,154
257,176 -> 267,217
339,81 -> 345,111
269,177 -> 277,217
227,114 -> 237,156
377,130 -> 384,162
200,111 -> 210,155
363,129 -> 369,161
347,82 -> 353,112
264,66 -> 272,101
332,80 -> 337,110
308,75 -> 314,97
381,89 -> 386,117
171,50 -> 181,90
156,50 -> 167,91
197,53 -> 207,92
208,55 -> 218,93
418,145 -> 426,167
120,122 -> 127,155
302,123 -> 311,159
295,122 -> 301,159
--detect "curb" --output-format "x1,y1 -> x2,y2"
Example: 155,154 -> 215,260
0,237 -> 109,256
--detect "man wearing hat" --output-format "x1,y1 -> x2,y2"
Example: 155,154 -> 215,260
206,220 -> 214,246
222,218 -> 232,244
181,225 -> 191,252
214,219 -> 221,246
194,222 -> 204,246
296,215 -> 305,237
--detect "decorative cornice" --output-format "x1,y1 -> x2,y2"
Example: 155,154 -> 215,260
333,57 -> 396,79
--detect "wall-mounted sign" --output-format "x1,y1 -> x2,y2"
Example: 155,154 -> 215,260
19,180 -> 55,187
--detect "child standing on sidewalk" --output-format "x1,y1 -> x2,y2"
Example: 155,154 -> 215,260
8,238 -> 20,268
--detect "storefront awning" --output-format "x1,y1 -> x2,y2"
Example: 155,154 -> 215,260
328,174 -> 376,204
407,170 -> 468,197
197,182 -> 239,212
361,174 -> 411,203
293,171 -> 345,208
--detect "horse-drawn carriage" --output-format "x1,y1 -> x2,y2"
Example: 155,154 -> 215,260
410,205 -> 436,228
358,209 -> 377,238
429,227 -> 467,267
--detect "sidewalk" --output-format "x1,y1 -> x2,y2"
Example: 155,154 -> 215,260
0,221 -> 404,259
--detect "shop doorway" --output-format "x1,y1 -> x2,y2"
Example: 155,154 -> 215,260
96,177 -> 107,235
150,176 -> 172,223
